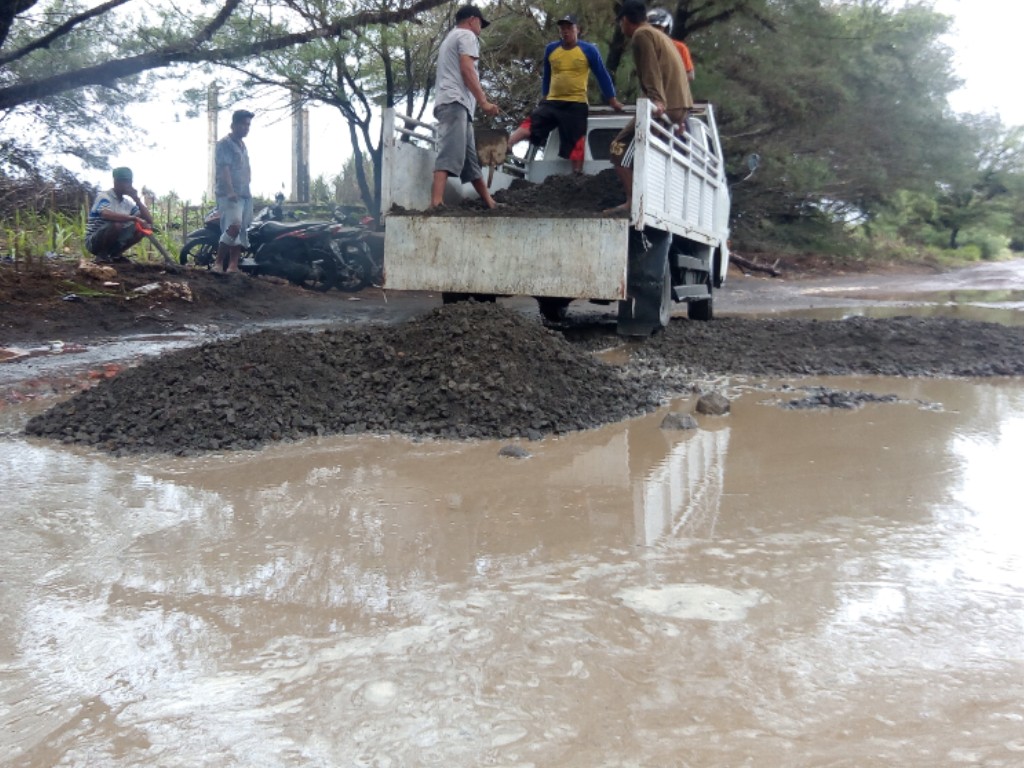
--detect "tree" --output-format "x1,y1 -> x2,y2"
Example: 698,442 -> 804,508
931,116 -> 1024,250
0,0 -> 450,172
688,0 -> 969,249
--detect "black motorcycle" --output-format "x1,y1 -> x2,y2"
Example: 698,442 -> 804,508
180,196 -> 374,292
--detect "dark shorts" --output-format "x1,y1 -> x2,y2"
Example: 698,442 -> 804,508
529,100 -> 589,160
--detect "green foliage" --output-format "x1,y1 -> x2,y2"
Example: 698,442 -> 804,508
1,0 -> 145,171
4,0 -> 1024,263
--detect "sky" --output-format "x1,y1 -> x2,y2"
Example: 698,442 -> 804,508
93,94 -> 349,204
931,0 -> 1024,125
88,0 -> 1023,203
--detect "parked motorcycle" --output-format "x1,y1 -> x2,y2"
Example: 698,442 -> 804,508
333,205 -> 384,287
179,194 -> 374,292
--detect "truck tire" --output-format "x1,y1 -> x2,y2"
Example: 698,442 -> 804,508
617,228 -> 672,337
537,297 -> 572,323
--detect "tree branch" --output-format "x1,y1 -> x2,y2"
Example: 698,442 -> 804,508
0,0 -> 131,67
0,0 -> 36,51
0,0 -> 448,111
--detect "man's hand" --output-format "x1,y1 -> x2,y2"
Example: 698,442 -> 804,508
481,100 -> 500,117
609,97 -> 626,112
651,100 -> 666,118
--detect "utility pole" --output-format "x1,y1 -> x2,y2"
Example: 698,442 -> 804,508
291,89 -> 310,203
206,83 -> 219,200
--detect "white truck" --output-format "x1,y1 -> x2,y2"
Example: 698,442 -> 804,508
380,99 -> 732,336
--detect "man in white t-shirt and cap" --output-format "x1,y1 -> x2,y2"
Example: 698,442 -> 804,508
429,4 -> 501,209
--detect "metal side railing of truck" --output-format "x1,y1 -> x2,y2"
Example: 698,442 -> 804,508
380,99 -> 731,336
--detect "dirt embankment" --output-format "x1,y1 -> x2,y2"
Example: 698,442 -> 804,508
21,302 -> 1024,456
0,260 -> 362,344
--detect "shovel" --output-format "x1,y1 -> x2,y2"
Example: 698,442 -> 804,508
135,219 -> 179,268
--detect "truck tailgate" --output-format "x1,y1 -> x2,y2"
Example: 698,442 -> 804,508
384,216 -> 628,300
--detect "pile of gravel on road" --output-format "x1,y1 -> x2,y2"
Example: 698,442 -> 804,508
23,302 -> 660,456
627,315 -> 1024,379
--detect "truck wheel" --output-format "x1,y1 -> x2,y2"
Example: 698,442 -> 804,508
180,239 -> 217,268
617,228 -> 672,337
537,297 -> 572,323
687,274 -> 714,321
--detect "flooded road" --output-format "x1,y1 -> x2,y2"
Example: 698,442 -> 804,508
3,373 -> 1024,765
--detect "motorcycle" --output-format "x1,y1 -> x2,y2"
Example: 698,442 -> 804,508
333,205 -> 385,287
179,194 -> 374,292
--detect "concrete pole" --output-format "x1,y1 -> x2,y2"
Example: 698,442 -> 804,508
291,90 -> 310,203
206,83 -> 219,201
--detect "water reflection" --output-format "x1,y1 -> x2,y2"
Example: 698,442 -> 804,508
2,377 -> 1024,765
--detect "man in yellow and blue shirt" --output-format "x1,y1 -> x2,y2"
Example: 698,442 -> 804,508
509,13 -> 624,173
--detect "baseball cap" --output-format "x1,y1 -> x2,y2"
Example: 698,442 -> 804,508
556,13 -> 579,26
455,5 -> 490,28
616,0 -> 647,21
112,167 -> 133,182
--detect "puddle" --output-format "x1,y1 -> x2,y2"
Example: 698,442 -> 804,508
733,300 -> 1024,326
2,376 -> 1023,765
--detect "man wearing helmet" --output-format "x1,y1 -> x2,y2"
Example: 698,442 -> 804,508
647,7 -> 695,81
606,0 -> 692,215
507,13 -> 624,174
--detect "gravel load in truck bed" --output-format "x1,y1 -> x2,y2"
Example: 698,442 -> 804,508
23,302 -> 660,455
391,169 -> 629,218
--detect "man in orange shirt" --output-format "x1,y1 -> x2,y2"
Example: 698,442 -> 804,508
647,7 -> 695,81
606,0 -> 692,214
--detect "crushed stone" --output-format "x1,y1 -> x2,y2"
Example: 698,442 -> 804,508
23,302 -> 660,455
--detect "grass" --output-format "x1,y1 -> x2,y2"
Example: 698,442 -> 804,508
1,202 -> 198,270
58,280 -> 120,298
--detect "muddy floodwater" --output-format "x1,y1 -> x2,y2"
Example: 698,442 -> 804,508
3,259 -> 1024,765
2,373 -> 1023,766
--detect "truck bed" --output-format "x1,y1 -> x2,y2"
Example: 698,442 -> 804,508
380,102 -> 730,301
383,215 -> 628,299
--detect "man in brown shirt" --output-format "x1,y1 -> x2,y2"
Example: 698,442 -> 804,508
607,0 -> 693,214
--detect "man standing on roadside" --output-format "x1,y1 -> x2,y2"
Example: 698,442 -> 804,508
214,109 -> 255,273
84,167 -> 153,264
507,13 -> 624,174
430,4 -> 502,210
606,0 -> 692,215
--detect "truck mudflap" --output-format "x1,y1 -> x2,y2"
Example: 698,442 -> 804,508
383,216 -> 629,300
617,228 -> 672,337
